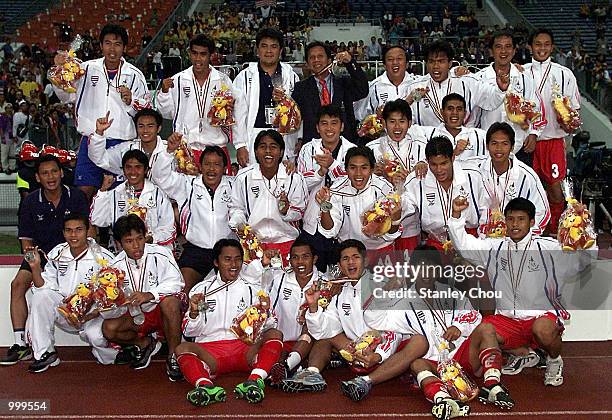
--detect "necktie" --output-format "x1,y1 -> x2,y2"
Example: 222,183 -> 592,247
319,78 -> 331,106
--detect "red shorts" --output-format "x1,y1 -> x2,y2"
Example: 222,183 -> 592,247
261,240 -> 294,268
196,339 -> 252,375
482,312 -> 562,350
367,243 -> 396,268
395,236 -> 419,252
533,138 -> 566,186
139,305 -> 164,337
192,146 -> 232,175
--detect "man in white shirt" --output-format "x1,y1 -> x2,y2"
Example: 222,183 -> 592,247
524,29 -> 581,235
53,24 -> 149,201
449,196 -> 597,387
297,105 -> 357,271
12,100 -> 29,144
233,28 -> 300,166
406,41 -> 509,128
151,136 -> 234,292
176,239 -> 284,406
102,215 -> 185,381
229,129 -> 308,266
474,30 -> 543,156
90,150 -> 176,251
366,36 -> 382,60
24,214 -> 116,372
157,35 -> 247,172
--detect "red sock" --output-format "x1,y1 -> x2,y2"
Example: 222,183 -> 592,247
249,339 -> 283,381
177,352 -> 213,387
422,379 -> 448,403
549,201 -> 565,234
479,347 -> 502,387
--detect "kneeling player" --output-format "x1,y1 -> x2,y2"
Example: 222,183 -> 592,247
281,239 -> 428,401
176,239 -> 284,406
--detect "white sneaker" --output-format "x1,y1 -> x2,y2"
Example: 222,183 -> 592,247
544,355 -> 564,386
502,350 -> 540,375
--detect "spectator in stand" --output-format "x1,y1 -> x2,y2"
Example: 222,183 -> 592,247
0,103 -> 15,174
13,100 -> 30,144
366,36 -> 382,61
19,73 -> 40,100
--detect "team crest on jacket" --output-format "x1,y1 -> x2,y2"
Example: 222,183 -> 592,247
282,287 -> 292,300
416,310 -> 426,324
205,299 -> 216,312
500,257 -> 508,272
58,262 -> 68,276
221,189 -> 231,203
118,200 -> 126,212
237,297 -> 247,312
343,205 -> 350,215
251,186 -> 260,198
147,196 -> 155,207
196,194 -> 203,200
426,192 -> 436,206
380,92 -> 389,102
183,86 -> 191,97
147,271 -> 156,286
341,303 -> 351,316
91,75 -> 99,87
527,256 -> 540,272
506,183 -> 517,198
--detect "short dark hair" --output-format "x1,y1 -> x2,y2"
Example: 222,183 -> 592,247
254,129 -> 285,165
134,108 -> 163,127
122,149 -> 149,170
424,40 -> 454,61
504,197 -> 536,220
486,122 -> 516,148
290,239 -> 316,257
35,154 -> 62,173
442,93 -> 466,109
338,239 -> 367,259
382,99 -> 412,121
344,146 -> 375,170
317,104 -> 343,123
200,145 -> 228,168
113,214 -> 146,242
64,213 -> 90,230
529,28 -> 555,46
305,41 -> 331,60
189,34 -> 216,53
99,24 -> 128,46
410,244 -> 442,267
383,45 -> 407,62
256,27 -> 284,49
425,136 -> 454,159
490,30 -> 517,49
213,238 -> 244,262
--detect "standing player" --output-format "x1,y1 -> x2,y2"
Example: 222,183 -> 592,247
151,135 -> 234,292
156,34 -> 247,171
176,239 -> 284,406
52,24 -> 149,201
24,214 -> 116,372
524,29 -> 580,235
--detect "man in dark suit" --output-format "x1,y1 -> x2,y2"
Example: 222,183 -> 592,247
292,41 -> 368,152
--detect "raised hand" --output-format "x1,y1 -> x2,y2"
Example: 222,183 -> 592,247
95,111 -> 113,136
161,77 -> 174,94
167,132 -> 183,153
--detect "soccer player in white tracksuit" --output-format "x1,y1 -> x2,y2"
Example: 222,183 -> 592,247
297,104 -> 357,271
281,239 -> 428,401
88,108 -> 167,181
405,41 -> 508,128
52,24 -> 149,198
448,196 -> 597,388
367,99 -> 428,254
464,122 -> 550,236
175,239 -> 284,406
419,93 -> 489,161
101,215 -> 185,381
90,149 -> 176,251
24,214 -> 116,372
316,146 -> 402,266
233,28 -> 300,166
229,129 -> 308,266
156,34 -> 247,173
151,134 -> 235,292
401,136 -> 486,251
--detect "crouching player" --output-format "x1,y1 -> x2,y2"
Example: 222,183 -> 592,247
176,239 -> 284,406
101,215 -> 185,381
24,214 -> 116,372
282,239 -> 428,401
448,196 -> 597,387
365,245 -> 513,419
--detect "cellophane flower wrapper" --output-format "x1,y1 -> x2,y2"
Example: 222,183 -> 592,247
338,330 -> 383,364
381,154 -> 401,178
92,266 -> 128,313
504,91 -> 541,130
57,282 -> 95,326
207,84 -> 235,127
273,96 -> 301,134
552,87 -> 581,132
235,224 -> 264,263
358,112 -> 384,139
48,35 -> 85,93
230,290 -> 277,344
484,209 -> 507,238
437,343 -> 479,402
362,193 -> 401,237
557,198 -> 596,251
174,137 -> 199,176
